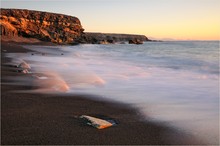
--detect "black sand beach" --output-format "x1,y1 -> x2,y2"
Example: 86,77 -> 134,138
1,40 -> 203,145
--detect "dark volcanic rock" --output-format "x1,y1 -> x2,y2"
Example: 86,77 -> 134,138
83,32 -> 150,44
129,38 -> 143,44
0,9 -> 84,44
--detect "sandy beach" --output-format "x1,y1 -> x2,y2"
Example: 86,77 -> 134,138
1,40 -> 204,145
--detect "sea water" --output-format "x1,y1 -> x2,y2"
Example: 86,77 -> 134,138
7,41 -> 219,144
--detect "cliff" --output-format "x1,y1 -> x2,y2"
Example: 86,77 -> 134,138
0,9 -> 84,44
82,32 -> 150,44
0,9 -> 150,44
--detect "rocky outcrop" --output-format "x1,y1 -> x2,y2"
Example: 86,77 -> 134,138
128,38 -> 143,44
82,32 -> 150,44
0,9 -> 84,44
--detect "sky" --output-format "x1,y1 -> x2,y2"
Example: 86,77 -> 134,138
1,0 -> 220,40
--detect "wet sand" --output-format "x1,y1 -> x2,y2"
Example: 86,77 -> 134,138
1,40 -> 203,145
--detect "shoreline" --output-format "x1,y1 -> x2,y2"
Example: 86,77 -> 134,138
1,41 -> 203,145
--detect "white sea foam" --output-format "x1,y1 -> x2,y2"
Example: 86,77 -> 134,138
5,41 -> 219,144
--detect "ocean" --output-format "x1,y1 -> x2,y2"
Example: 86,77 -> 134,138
7,41 -> 219,144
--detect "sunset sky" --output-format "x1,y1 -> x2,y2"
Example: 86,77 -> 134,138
1,0 -> 220,40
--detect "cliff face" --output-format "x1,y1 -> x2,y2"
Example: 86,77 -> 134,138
83,32 -> 150,44
0,9 -> 84,44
